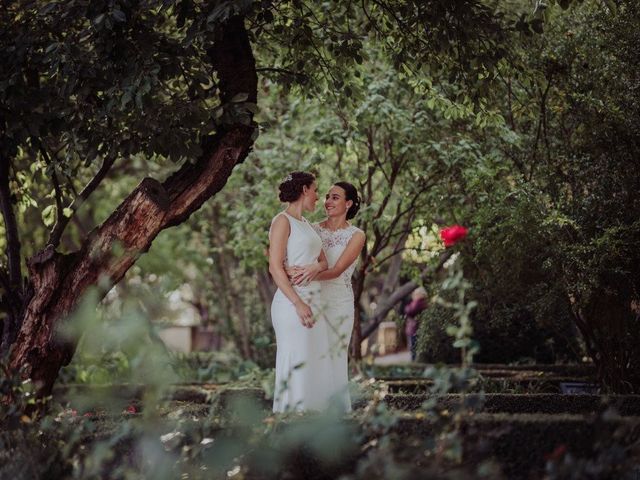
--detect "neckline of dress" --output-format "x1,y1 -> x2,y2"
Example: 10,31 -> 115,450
317,222 -> 352,233
282,211 -> 308,223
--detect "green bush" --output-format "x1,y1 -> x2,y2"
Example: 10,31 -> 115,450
168,351 -> 262,384
416,281 -> 580,365
60,349 -> 262,386
415,304 -> 459,364
58,350 -> 132,385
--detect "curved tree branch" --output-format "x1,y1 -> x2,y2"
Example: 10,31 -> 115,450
38,143 -> 65,226
48,155 -> 116,247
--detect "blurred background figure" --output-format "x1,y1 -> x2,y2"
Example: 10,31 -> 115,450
404,287 -> 428,361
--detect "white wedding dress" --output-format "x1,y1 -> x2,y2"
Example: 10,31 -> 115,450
270,212 -> 333,412
313,223 -> 363,412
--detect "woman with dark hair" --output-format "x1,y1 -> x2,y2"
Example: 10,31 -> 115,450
289,181 -> 365,412
268,171 -> 334,412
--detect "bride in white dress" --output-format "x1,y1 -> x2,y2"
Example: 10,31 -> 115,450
269,171 -> 333,412
289,182 -> 365,412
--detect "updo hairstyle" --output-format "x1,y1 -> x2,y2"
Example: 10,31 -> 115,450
278,171 -> 316,202
334,181 -> 361,220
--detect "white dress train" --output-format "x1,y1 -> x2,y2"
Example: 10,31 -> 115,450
270,212 -> 333,412
313,223 -> 363,412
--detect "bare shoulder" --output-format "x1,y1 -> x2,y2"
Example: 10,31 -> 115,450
269,213 -> 290,237
351,226 -> 366,239
271,213 -> 289,226
349,227 -> 366,245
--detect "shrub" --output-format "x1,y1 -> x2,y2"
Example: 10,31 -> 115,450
415,304 -> 459,364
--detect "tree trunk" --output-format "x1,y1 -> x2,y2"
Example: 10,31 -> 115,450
215,249 -> 252,360
380,250 -> 403,301
8,16 -> 258,398
0,157 -> 25,354
256,268 -> 276,322
210,249 -> 240,352
570,285 -> 640,394
350,265 -> 367,360
233,300 -> 253,360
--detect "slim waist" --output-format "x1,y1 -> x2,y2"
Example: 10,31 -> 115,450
321,280 -> 353,296
273,282 -> 321,302
321,278 -> 351,287
293,280 -> 321,292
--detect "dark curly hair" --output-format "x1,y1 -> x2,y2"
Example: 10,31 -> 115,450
334,181 -> 361,220
278,171 -> 316,202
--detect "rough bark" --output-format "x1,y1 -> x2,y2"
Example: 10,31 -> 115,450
350,264 -> 367,360
0,157 -> 24,354
8,15 -> 258,397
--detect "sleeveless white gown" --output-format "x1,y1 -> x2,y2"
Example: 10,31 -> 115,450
270,212 -> 333,412
313,223 -> 363,412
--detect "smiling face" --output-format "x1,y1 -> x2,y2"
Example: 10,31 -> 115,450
324,185 -> 352,219
301,181 -> 319,212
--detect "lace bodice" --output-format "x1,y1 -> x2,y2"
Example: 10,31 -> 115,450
313,223 -> 363,291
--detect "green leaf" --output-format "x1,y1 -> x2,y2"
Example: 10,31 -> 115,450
40,2 -> 57,15
453,338 -> 471,348
250,127 -> 259,142
42,205 -> 56,227
530,19 -> 544,34
121,90 -> 133,108
244,102 -> 259,114
112,9 -> 126,22
207,4 -> 230,24
45,43 -> 60,54
231,93 -> 249,103
63,207 -> 73,218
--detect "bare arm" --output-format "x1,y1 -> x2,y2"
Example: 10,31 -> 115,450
317,250 -> 328,273
269,215 -> 314,327
315,231 -> 366,281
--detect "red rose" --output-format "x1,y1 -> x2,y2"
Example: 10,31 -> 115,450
440,225 -> 469,247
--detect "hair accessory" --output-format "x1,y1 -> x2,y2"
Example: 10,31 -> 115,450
284,174 -> 293,182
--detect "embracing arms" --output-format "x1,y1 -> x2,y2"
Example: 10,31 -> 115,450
290,231 -> 366,284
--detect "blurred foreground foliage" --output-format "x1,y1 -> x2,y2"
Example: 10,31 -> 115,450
3,247 -> 639,479
0,254 -> 503,480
